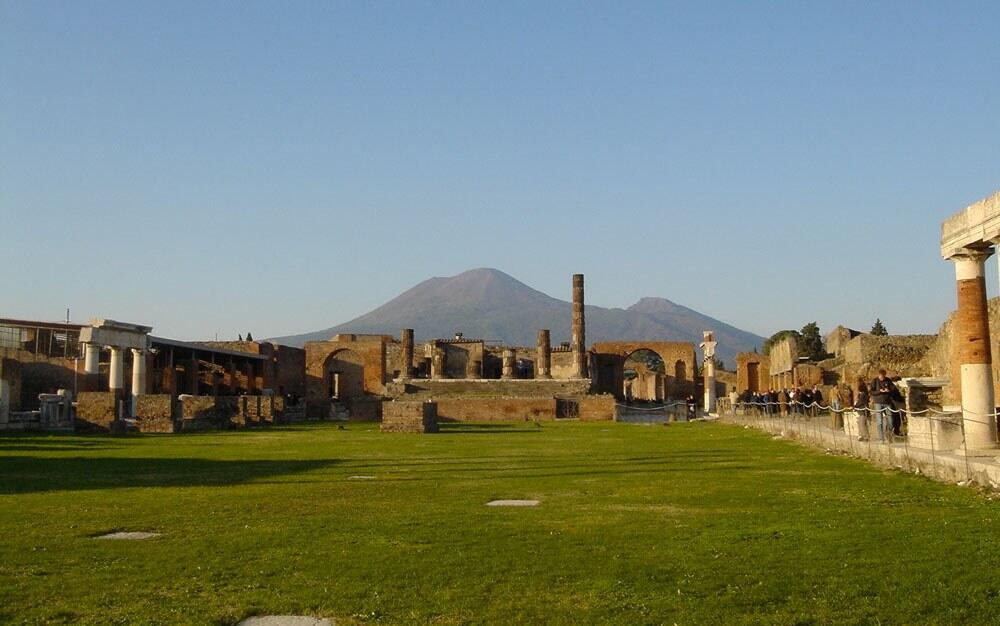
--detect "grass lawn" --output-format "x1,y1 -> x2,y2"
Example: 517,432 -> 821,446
2,420 -> 1000,625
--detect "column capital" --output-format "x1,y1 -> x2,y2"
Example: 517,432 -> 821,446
946,246 -> 994,264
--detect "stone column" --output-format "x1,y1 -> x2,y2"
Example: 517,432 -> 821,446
701,332 -> 718,413
536,330 -> 551,379
501,348 -> 516,379
431,342 -> 446,379
0,379 -> 9,425
571,274 -> 588,378
189,356 -> 201,395
84,343 -> 101,391
401,329 -> 414,379
244,362 -> 255,394
226,361 -> 237,394
131,349 -> 146,417
108,347 -> 124,394
950,249 -> 997,450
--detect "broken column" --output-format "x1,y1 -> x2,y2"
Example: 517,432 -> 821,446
536,330 -> 551,379
131,349 -> 146,417
501,348 -> 516,379
401,328 -> 415,379
571,274 -> 588,378
949,248 -> 997,450
700,331 -> 718,413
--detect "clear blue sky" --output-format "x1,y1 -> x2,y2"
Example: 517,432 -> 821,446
3,1 -> 999,341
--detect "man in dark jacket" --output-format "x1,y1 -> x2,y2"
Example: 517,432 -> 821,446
871,369 -> 897,442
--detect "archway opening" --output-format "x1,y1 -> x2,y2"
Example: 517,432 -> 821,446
323,349 -> 365,401
623,349 -> 665,404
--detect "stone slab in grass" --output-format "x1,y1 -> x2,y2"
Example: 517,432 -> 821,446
487,499 -> 540,507
94,531 -> 160,540
238,618 -> 333,626
348,475 -> 375,480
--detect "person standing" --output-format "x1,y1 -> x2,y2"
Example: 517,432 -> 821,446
871,369 -> 897,443
855,378 -> 871,441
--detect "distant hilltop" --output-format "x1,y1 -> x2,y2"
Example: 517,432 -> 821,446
270,268 -> 764,366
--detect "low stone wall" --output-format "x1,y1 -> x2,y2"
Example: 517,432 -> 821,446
722,411 -> 1000,490
135,394 -> 175,433
388,378 -> 592,399
381,400 -> 438,433
434,397 -> 557,422
75,392 -> 118,432
179,395 -> 280,430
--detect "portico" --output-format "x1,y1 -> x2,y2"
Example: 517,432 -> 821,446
941,189 -> 1000,450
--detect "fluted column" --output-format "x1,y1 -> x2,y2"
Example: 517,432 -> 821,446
571,274 -> 588,378
701,332 -> 718,413
950,248 -> 997,450
536,330 -> 551,379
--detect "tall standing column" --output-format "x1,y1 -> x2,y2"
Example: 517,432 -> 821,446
131,349 -> 146,417
501,348 -> 516,379
536,330 -> 551,379
401,329 -> 414,379
950,248 -> 997,450
108,347 -> 124,395
701,331 -> 718,413
84,343 -> 101,391
571,274 -> 588,378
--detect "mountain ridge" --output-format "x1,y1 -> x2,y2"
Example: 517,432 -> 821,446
269,268 -> 765,365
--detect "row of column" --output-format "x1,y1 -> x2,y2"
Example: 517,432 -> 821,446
398,327 -> 556,380
83,343 -> 146,417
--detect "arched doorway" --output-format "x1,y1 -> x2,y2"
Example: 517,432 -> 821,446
323,349 -> 365,401
623,349 -> 665,403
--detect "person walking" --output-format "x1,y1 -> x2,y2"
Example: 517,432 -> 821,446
855,378 -> 871,441
871,369 -> 897,443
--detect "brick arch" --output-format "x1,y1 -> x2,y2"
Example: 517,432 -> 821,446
591,341 -> 697,401
304,337 -> 387,417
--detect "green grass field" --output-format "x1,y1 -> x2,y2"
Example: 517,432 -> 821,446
2,421 -> 1000,625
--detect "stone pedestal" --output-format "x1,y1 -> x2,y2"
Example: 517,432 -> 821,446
381,400 -> 438,433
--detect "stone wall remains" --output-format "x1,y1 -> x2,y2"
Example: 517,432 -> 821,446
381,400 -> 438,433
135,394 -> 175,433
76,392 -> 118,431
434,398 -> 558,422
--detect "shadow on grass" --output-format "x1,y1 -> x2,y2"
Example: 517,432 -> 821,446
0,457 -> 337,494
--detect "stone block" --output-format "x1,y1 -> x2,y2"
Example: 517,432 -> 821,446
381,400 -> 438,433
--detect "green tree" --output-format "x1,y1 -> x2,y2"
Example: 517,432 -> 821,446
799,322 -> 825,360
871,319 -> 888,336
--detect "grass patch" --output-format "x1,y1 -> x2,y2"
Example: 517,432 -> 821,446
1,421 -> 999,624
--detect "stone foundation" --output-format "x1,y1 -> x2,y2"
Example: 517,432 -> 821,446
75,392 -> 118,432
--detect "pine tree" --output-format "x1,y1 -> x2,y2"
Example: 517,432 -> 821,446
799,322 -> 825,360
246,332 -> 254,342
871,319 -> 888,336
